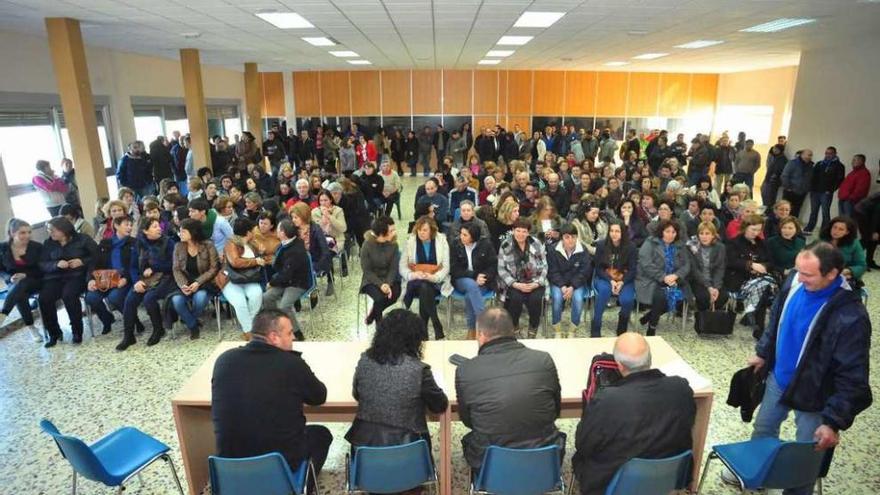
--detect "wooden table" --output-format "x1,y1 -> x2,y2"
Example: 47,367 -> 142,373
172,337 -> 712,495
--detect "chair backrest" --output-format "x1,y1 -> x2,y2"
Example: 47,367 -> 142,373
475,445 -> 562,495
39,419 -> 112,484
209,453 -> 304,495
604,450 -> 692,495
350,440 -> 435,493
761,441 -> 825,489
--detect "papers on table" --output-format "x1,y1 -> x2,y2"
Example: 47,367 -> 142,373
659,358 -> 711,391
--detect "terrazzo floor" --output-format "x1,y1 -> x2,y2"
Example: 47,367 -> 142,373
1,176 -> 878,494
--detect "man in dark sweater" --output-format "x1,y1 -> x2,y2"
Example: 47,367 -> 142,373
573,333 -> 696,495
212,309 -> 332,493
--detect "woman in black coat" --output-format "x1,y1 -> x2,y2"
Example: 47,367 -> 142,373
0,219 -> 43,342
450,223 -> 497,338
404,130 -> 420,177
724,214 -> 777,337
39,216 -> 98,347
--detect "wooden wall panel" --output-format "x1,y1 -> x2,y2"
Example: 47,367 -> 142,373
498,71 -> 508,124
259,72 -> 285,117
659,73 -> 690,117
565,71 -> 596,116
594,72 -> 628,116
474,116 -> 498,135
473,70 -> 499,116
626,72 -> 660,117
381,70 -> 411,115
443,70 -> 472,115
532,70 -> 565,115
689,73 -> 719,114
319,71 -> 350,116
506,70 -> 532,116
350,70 -> 381,116
292,72 -> 321,116
412,70 -> 442,114
507,115 -> 531,135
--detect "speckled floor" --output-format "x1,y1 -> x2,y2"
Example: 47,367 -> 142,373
1,176 -> 878,494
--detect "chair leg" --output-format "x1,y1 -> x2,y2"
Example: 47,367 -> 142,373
215,297 -> 222,342
695,451 -> 715,494
164,455 -> 185,495
84,301 -> 95,338
71,469 -> 77,495
818,477 -> 823,495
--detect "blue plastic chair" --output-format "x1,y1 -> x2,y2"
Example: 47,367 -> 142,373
696,438 -> 826,494
471,445 -> 564,495
347,439 -> 438,494
446,287 -> 496,329
40,419 -> 184,495
209,452 -> 313,495
604,450 -> 692,495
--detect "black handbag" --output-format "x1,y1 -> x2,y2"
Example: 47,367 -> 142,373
694,303 -> 735,335
226,266 -> 263,285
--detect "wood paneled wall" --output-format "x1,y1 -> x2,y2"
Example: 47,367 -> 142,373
283,69 -> 719,129
259,72 -> 285,117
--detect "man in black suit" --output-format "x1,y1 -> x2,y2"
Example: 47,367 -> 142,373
212,309 -> 332,493
477,128 -> 501,164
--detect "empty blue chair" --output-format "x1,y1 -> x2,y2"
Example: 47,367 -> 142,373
604,450 -> 692,495
209,452 -> 314,495
696,438 -> 825,494
471,445 -> 564,495
346,439 -> 438,494
39,419 -> 184,495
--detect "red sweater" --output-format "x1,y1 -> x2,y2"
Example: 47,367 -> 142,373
838,166 -> 871,202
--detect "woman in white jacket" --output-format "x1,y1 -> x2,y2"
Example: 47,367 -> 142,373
312,189 -> 348,279
399,216 -> 452,340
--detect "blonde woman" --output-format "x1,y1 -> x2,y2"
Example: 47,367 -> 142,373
686,221 -> 728,313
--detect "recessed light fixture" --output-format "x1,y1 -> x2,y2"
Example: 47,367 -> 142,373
513,11 -> 565,28
329,50 -> 359,57
486,50 -> 514,57
604,61 -> 629,66
632,53 -> 669,60
302,37 -> 335,46
478,59 -> 502,65
740,18 -> 815,33
347,60 -> 371,65
627,30 -> 649,36
180,32 -> 201,39
497,35 -> 533,46
675,40 -> 724,49
255,12 -> 314,29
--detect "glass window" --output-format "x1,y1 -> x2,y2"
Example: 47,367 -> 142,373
443,115 -> 471,135
59,125 -> 113,170
164,118 -> 189,137
134,114 -> 163,143
382,116 -> 411,134
531,116 -> 564,135
223,118 -> 242,140
594,117 -> 625,141
0,110 -> 61,186
412,116 -> 442,135
351,116 -> 381,138
11,191 -> 53,225
667,118 -> 709,141
564,117 -> 595,134
714,105 -> 774,145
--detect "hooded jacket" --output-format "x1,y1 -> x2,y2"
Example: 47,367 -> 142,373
547,240 -> 593,289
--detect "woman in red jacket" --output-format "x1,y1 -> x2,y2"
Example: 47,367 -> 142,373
838,153 -> 871,218
355,135 -> 378,168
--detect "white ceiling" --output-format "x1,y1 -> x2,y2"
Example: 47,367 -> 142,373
0,0 -> 877,73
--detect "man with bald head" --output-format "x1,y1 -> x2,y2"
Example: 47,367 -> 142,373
572,333 -> 696,495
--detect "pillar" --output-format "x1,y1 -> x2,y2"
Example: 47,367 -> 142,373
45,17 -> 108,212
243,62 -> 264,145
179,48 -> 211,171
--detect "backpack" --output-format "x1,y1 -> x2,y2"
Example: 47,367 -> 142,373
582,352 -> 622,403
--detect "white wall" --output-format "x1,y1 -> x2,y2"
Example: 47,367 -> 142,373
788,32 -> 880,190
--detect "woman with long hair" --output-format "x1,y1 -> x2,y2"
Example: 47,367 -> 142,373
399,216 -> 452,340
615,199 -> 647,247
591,221 -> 637,337
171,218 -> 220,339
312,190 -> 348,276
0,219 -> 43,342
571,202 -> 608,256
820,216 -> 867,286
636,220 -> 692,336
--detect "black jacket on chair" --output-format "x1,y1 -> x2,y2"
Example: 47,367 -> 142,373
573,369 -> 696,495
212,340 -> 327,471
269,238 -> 311,289
449,237 -> 497,290
723,235 -> 775,291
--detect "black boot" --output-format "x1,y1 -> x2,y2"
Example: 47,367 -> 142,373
146,326 -> 165,346
44,336 -> 59,348
101,316 -> 115,335
134,319 -> 146,334
646,325 -> 657,337
433,318 -> 445,340
116,332 -> 136,351
190,323 -> 201,340
294,330 -> 305,341
616,314 -> 629,335
72,333 -> 83,344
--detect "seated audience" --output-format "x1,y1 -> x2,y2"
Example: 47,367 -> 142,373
222,218 -> 269,339
241,192 -> 262,221
591,222 -> 638,337
483,196 -> 519,252
530,197 -> 562,247
345,309 -> 448,452
60,203 -> 95,238
360,216 -> 401,325
573,333 -> 696,495
724,214 -> 777,338
450,174 -> 478,214
400,216 -> 451,340
85,215 -> 140,335
615,199 -> 647,247
95,199 -> 128,240
450,223 -> 497,340
636,220 -> 691,336
212,309 -> 331,495
262,219 -> 311,341
187,197 -> 233,255
819,216 -> 867,285
289,202 -> 333,295
455,308 -> 565,472
0,219 -> 43,342
498,219 -> 548,338
256,211 -> 281,255
171,218 -> 220,339
725,199 -> 760,239
571,202 -> 607,255
766,216 -> 805,274
378,160 -> 401,217
311,190 -> 348,275
447,200 -> 490,245
763,199 -> 791,239
336,179 -> 369,248
548,224 -> 593,338
416,178 -> 450,226
687,222 -> 729,313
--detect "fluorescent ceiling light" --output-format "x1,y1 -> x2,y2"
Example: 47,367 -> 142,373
486,50 -> 514,57
675,40 -> 724,49
302,37 -> 335,46
347,60 -> 371,65
329,50 -> 359,57
740,18 -> 815,33
255,12 -> 314,29
604,61 -> 629,67
497,35 -> 533,46
478,59 -> 501,65
632,52 -> 668,60
513,11 -> 565,28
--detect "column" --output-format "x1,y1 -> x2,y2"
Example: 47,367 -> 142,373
45,17 -> 108,212
283,71 -> 296,129
179,48 -> 211,171
243,62 -> 263,145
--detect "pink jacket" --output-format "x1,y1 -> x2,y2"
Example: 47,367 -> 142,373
32,172 -> 68,207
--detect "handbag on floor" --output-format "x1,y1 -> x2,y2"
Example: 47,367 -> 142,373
694,303 -> 735,335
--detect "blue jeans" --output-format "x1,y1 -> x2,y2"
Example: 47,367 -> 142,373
805,191 -> 833,232
171,289 -> 210,330
687,169 -> 705,187
732,172 -> 755,194
177,179 -> 189,197
453,277 -> 491,330
418,150 -> 432,176
135,183 -> 156,202
222,282 -> 264,333
591,278 -> 635,337
751,373 -> 824,495
550,286 -> 586,325
838,199 -> 855,218
85,286 -> 130,328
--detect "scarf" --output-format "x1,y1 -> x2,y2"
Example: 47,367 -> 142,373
663,242 -> 683,313
202,209 -> 217,239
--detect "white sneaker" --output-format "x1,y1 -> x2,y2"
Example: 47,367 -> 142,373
28,325 -> 44,343
720,466 -> 741,487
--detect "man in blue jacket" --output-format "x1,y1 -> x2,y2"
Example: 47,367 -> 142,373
736,242 -> 872,495
116,140 -> 154,200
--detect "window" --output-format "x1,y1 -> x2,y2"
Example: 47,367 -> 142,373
10,191 -> 52,225
164,105 -> 190,137
382,116 -> 411,134
0,110 -> 61,186
531,116 -> 563,135
564,117 -> 595,134
58,109 -> 114,170
442,115 -> 471,135
714,105 -> 774,145
594,117 -> 625,141
134,108 -> 164,143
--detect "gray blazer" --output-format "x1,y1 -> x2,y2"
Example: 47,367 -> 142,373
635,236 -> 692,305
